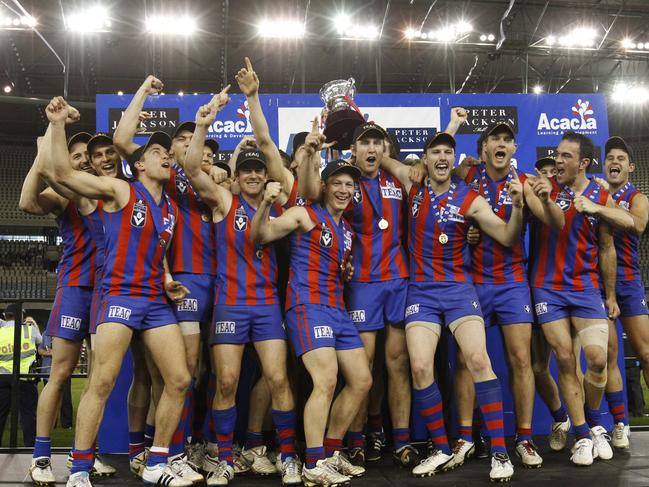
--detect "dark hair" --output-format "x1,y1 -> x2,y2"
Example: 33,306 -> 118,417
476,131 -> 487,157
561,131 -> 594,164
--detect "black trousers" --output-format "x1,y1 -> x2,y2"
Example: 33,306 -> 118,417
0,375 -> 38,446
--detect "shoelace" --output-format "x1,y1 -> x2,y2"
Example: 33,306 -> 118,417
613,427 -> 625,440
452,441 -> 468,455
520,442 -> 538,456
284,460 -> 300,477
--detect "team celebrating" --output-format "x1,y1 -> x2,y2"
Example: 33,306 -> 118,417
18,57 -> 649,487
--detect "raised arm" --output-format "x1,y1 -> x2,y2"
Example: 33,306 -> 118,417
598,221 -> 619,320
113,75 -> 163,158
574,193 -> 635,233
184,91 -> 232,213
236,57 -> 294,195
381,150 -> 413,193
444,107 -> 468,137
45,98 -> 123,202
295,118 -> 336,202
467,171 -> 524,247
523,171 -> 565,231
251,182 -> 314,244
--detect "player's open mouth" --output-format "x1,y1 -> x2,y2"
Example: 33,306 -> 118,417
102,163 -> 115,172
434,162 -> 449,170
608,166 -> 621,176
495,150 -> 507,161
556,168 -> 565,176
335,194 -> 350,203
366,156 -> 376,164
161,162 -> 170,168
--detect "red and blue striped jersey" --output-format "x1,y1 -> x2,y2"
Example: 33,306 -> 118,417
166,165 -> 217,275
286,204 -> 354,310
344,170 -> 409,282
214,195 -> 282,306
101,182 -> 177,301
529,179 -> 608,291
55,203 -> 96,289
611,182 -> 641,282
465,164 -> 529,284
80,201 -> 105,284
407,178 -> 478,283
285,179 -> 308,208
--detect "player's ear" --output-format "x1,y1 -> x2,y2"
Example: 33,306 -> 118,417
350,143 -> 356,157
629,162 -> 636,174
512,143 -> 518,155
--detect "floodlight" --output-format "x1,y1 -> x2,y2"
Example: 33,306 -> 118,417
257,19 -> 305,38
66,6 -> 111,33
3,85 -> 12,93
146,15 -> 197,35
533,85 -> 543,94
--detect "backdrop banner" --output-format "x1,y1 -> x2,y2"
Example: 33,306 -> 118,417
96,92 -> 617,452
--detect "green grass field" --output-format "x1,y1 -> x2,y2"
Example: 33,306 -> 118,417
2,376 -> 648,448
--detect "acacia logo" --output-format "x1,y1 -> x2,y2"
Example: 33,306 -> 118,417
537,99 -> 598,135
208,100 -> 253,136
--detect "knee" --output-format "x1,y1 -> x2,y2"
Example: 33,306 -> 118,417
386,348 -> 409,374
410,358 -> 433,387
465,351 -> 491,375
509,349 -> 532,372
554,349 -> 576,372
351,369 -> 373,396
312,371 -> 338,398
216,372 -> 239,399
89,373 -> 117,401
531,354 -> 550,376
584,348 -> 607,374
167,370 -> 191,396
265,370 -> 289,392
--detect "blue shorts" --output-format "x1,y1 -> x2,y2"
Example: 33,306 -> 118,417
97,295 -> 177,331
475,282 -> 533,327
344,278 -> 408,331
404,281 -> 483,329
285,304 -> 364,356
616,280 -> 648,318
45,286 -> 92,342
532,288 -> 607,325
210,304 -> 285,345
173,273 -> 215,323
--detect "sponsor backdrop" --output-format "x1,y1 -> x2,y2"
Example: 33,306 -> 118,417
96,93 -> 619,452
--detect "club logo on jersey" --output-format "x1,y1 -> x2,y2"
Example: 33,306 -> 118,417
234,206 -> 248,232
320,224 -> 333,248
381,181 -> 402,200
405,304 -> 420,317
642,298 -> 647,308
60,315 -> 81,331
469,178 -> 480,192
411,192 -> 423,217
343,229 -> 353,252
131,199 -> 147,227
537,99 -> 598,135
352,183 -> 363,205
295,192 -> 306,207
177,299 -> 198,312
447,204 -> 465,223
535,302 -> 548,315
313,325 -> 333,339
348,310 -> 366,323
524,305 -> 531,313
556,192 -> 571,212
472,300 -> 479,309
618,200 -> 630,210
176,176 -> 188,195
214,321 -> 236,334
108,306 -> 132,320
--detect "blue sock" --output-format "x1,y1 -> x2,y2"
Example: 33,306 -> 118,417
392,428 -> 410,451
573,422 -> 590,440
475,379 -> 507,456
305,446 -> 325,469
271,409 -> 297,461
585,407 -> 604,428
146,446 -> 169,467
144,423 -> 155,449
413,382 -> 451,455
245,431 -> 264,449
551,404 -> 568,423
606,390 -> 628,424
213,406 -> 236,466
33,436 -> 51,459
128,431 -> 145,460
70,448 -> 94,474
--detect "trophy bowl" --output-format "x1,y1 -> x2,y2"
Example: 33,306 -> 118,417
319,78 -> 365,150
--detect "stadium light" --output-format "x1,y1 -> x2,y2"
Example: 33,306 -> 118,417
65,6 -> 111,33
3,85 -> 12,93
0,13 -> 37,29
117,91 -> 123,96
257,19 -> 306,38
403,21 -> 475,43
533,85 -> 543,94
145,15 -> 197,35
546,27 -> 597,48
612,83 -> 649,104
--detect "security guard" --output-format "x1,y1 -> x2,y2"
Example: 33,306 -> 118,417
0,303 -> 41,446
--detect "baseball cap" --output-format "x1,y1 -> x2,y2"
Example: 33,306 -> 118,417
214,162 -> 231,178
291,131 -> 309,157
204,138 -> 220,154
321,159 -> 361,181
352,122 -> 386,144
423,132 -> 456,151
87,133 -> 113,156
67,132 -> 92,150
534,156 -> 556,172
125,131 -> 173,169
484,120 -> 516,138
172,121 -> 196,139
235,149 -> 266,173
605,136 -> 633,161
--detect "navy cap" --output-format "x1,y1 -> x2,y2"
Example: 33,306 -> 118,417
67,132 -> 92,150
321,159 -> 361,181
214,162 -> 231,178
235,149 -> 266,172
484,120 -> 516,138
87,133 -> 113,156
423,132 -> 456,151
125,131 -> 173,169
534,156 -> 556,171
172,121 -> 196,139
291,131 -> 309,157
605,136 -> 633,161
204,138 -> 220,154
352,122 -> 386,143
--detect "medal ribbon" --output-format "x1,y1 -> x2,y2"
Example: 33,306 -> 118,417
134,181 -> 174,244
479,165 -> 513,216
359,170 -> 387,227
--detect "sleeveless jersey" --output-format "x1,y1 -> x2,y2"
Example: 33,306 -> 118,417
529,179 -> 608,291
214,194 -> 282,306
285,179 -> 308,208
344,170 -> 408,282
286,204 -> 354,310
465,164 -> 528,284
101,182 -> 176,301
55,203 -> 96,288
166,165 -> 217,275
408,178 -> 478,283
80,201 -> 105,284
611,182 -> 641,282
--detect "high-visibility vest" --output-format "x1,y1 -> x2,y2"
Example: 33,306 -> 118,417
0,323 -> 36,375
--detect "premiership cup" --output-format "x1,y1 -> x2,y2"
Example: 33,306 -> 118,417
319,77 -> 365,150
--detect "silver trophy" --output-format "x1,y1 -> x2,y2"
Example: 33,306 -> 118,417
319,78 -> 365,150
